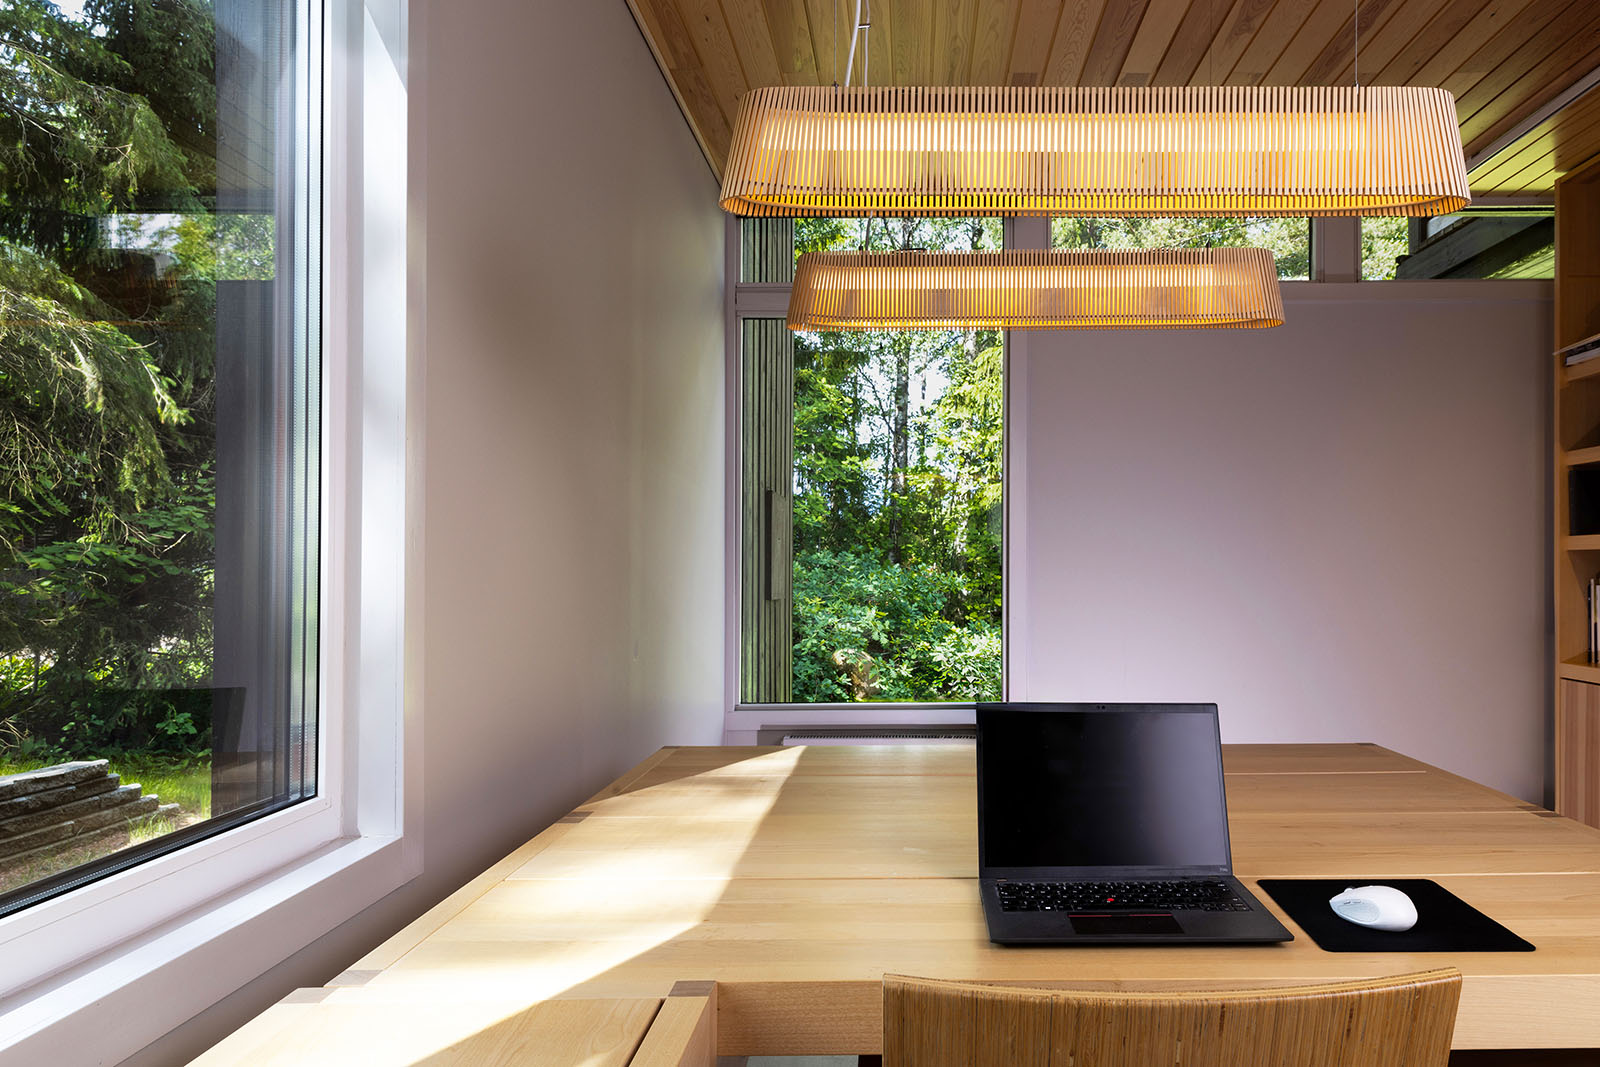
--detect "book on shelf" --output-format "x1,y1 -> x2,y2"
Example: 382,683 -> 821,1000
1591,576 -> 1598,664
1565,337 -> 1600,366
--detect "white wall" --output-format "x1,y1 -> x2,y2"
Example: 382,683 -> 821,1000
125,1 -> 725,1062
1009,281 -> 1551,803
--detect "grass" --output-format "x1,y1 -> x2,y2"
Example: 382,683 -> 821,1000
0,753 -> 211,895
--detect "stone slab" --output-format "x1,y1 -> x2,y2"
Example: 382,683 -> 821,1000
0,761 -> 110,802
0,819 -> 77,860
76,795 -> 158,833
0,773 -> 120,823
0,784 -> 145,839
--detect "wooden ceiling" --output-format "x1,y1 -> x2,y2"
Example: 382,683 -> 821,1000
625,0 -> 1600,199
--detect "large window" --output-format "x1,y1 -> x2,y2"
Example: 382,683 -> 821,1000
740,218 -> 1004,704
0,0 -> 319,915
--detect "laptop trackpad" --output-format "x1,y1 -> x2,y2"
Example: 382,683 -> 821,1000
1069,914 -> 1184,936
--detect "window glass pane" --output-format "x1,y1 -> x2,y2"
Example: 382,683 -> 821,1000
800,216 -> 1004,257
740,218 -> 1004,705
1363,214 -> 1554,280
1050,217 -> 1311,280
0,0 -> 318,914
790,320 -> 1003,703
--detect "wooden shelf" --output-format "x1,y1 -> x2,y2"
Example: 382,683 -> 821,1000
1567,446 -> 1600,467
1565,535 -> 1600,550
1560,658 -> 1600,684
1564,357 -> 1600,384
1557,330 -> 1600,358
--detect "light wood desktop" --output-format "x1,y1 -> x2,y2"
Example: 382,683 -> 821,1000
193,744 -> 1600,1064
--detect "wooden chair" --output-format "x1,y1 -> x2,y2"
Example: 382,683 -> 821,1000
883,969 -> 1462,1067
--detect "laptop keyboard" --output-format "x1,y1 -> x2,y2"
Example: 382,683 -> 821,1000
996,879 -> 1250,913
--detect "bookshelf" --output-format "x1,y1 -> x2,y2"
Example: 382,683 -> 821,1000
1555,155 -> 1600,828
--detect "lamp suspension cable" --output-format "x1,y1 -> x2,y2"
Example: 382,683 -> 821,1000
1354,0 -> 1360,87
843,0 -> 869,88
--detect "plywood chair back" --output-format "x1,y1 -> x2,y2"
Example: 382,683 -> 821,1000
883,968 -> 1462,1067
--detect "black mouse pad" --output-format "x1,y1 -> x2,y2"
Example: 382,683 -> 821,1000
1255,879 -> 1534,952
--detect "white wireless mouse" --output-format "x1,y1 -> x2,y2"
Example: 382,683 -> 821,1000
1329,885 -> 1418,932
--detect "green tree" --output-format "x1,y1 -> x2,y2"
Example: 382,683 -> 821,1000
1052,215 -> 1312,279
0,0 -> 220,757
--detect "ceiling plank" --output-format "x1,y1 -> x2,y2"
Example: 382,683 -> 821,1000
1455,2 -> 1600,147
1119,0 -> 1193,85
1470,94 -> 1600,194
971,0 -> 1024,84
1259,0 -> 1365,85
676,0 -> 752,123
887,0 -> 928,86
873,0 -> 897,85
720,0 -> 785,89
930,0 -> 980,84
1300,0 -> 1402,85
1440,0 -> 1580,100
1150,0 -> 1240,85
1042,0 -> 1111,85
1409,0 -> 1541,90
1082,0 -> 1154,85
760,0 -> 818,84
1226,0 -> 1317,85
1370,0 -> 1494,87
1009,0 -> 1064,85
1203,0 -> 1278,83
1474,99 -> 1600,194
1319,0 -> 1455,86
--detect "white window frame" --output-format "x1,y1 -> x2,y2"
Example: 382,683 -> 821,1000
0,2 -> 419,1062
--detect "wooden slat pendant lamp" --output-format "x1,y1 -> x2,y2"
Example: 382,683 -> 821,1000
722,86 -> 1470,218
787,248 -> 1285,331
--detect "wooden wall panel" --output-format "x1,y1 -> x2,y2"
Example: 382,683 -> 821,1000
1557,679 -> 1600,828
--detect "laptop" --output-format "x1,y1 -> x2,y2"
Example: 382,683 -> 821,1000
976,702 -> 1293,945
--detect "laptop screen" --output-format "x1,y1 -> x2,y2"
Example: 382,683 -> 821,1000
977,703 -> 1232,872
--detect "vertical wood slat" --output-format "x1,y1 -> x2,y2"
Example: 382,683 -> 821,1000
1557,679 -> 1600,828
740,219 -> 796,703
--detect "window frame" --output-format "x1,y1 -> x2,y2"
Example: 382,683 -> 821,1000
722,215 -> 1026,738
0,2 -> 418,1061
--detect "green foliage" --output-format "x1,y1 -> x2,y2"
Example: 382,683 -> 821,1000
789,217 -> 1004,703
1362,215 -> 1410,281
0,0 -> 220,763
1051,216 -> 1312,279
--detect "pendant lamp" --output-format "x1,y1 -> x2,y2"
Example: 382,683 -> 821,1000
787,248 -> 1285,331
722,85 -> 1470,218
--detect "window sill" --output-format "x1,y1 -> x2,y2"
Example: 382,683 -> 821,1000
0,832 -> 416,1065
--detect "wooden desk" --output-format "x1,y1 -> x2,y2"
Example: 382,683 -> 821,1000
194,744 -> 1600,1063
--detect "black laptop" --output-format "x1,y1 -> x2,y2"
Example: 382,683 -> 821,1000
976,702 -> 1293,945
